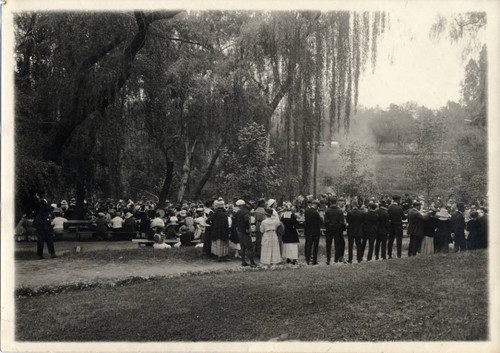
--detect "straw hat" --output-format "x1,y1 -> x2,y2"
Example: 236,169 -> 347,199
235,199 -> 246,206
125,212 -> 133,219
169,216 -> 179,225
267,199 -> 277,208
436,208 -> 451,220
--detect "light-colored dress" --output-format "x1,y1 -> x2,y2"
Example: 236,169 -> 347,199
420,236 -> 434,255
260,218 -> 281,265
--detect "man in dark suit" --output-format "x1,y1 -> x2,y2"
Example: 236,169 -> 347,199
304,200 -> 322,265
451,202 -> 467,252
375,200 -> 390,260
387,195 -> 406,259
346,200 -> 366,263
407,201 -> 424,256
324,198 -> 346,264
364,203 -> 379,261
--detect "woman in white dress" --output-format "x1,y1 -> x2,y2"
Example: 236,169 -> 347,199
260,208 -> 282,266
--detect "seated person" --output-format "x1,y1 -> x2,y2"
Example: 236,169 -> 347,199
179,225 -> 194,247
153,231 -> 170,249
51,210 -> 68,240
193,216 -> 207,240
165,217 -> 179,240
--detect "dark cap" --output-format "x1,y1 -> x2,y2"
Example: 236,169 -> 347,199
392,195 -> 401,200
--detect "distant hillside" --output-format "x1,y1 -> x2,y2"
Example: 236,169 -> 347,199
316,147 -> 417,196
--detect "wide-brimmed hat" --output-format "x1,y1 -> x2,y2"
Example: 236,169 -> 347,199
178,210 -> 187,217
214,200 -> 225,209
98,212 -> 106,217
267,199 -> 277,208
125,212 -> 133,219
436,208 -> 451,220
169,216 -> 179,225
235,199 -> 246,206
257,198 -> 266,207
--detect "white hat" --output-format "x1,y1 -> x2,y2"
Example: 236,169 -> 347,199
169,216 -> 179,225
267,199 -> 276,208
235,199 -> 245,206
125,212 -> 133,219
215,200 -> 225,209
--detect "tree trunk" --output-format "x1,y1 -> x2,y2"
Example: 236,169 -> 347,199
193,142 -> 224,199
157,159 -> 175,208
177,138 -> 198,202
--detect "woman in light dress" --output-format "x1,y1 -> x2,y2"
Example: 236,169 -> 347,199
260,208 -> 282,266
421,209 -> 437,255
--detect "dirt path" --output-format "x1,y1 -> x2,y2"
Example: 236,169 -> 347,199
15,239 -> 411,289
15,258 -> 241,289
15,241 -> 248,289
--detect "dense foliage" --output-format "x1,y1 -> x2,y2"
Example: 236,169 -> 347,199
15,10 -> 389,220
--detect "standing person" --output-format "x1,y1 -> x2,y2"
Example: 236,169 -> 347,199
123,212 -> 137,238
304,200 -> 322,265
281,203 -> 300,265
267,198 -> 283,256
421,209 -> 437,255
451,202 -> 467,252
324,198 -> 346,264
435,208 -> 452,253
33,201 -> 56,259
260,208 -> 282,267
346,200 -> 366,263
364,203 -> 379,261
95,212 -> 109,240
203,199 -> 214,257
407,201 -> 425,256
207,199 -> 230,262
375,200 -> 390,260
234,200 -> 256,267
478,207 -> 488,249
388,195 -> 406,259
466,211 -> 482,250
253,198 -> 267,257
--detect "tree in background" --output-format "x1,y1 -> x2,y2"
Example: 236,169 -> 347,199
215,122 -> 282,200
332,142 -> 377,196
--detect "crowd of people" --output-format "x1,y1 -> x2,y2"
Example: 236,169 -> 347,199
21,193 -> 489,264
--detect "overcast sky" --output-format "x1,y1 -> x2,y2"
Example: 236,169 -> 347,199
357,8 -> 486,110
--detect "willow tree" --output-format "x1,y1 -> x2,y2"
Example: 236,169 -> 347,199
237,11 -> 387,197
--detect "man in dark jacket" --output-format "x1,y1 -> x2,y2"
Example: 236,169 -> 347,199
451,202 -> 467,252
346,201 -> 366,263
407,201 -> 425,256
33,200 -> 56,259
234,200 -> 256,267
364,203 -> 379,261
387,195 -> 406,259
253,198 -> 267,257
304,200 -> 322,265
324,198 -> 346,264
375,200 -> 390,260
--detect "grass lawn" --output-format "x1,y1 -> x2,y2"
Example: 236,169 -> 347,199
16,250 -> 487,341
